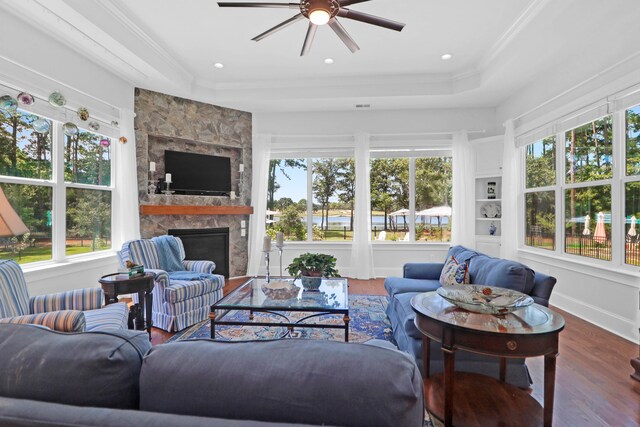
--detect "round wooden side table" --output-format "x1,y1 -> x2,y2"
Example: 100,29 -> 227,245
411,291 -> 565,427
99,272 -> 155,341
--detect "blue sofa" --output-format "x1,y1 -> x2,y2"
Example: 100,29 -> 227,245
384,245 -> 557,388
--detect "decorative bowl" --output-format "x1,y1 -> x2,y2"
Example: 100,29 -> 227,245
48,91 -> 66,107
0,95 -> 18,112
63,122 -> 79,137
32,118 -> 51,134
262,280 -> 300,300
436,285 -> 533,315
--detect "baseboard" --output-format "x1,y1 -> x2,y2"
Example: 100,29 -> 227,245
551,291 -> 638,343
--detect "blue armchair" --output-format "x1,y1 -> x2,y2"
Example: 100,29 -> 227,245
0,260 -> 128,332
118,236 -> 225,332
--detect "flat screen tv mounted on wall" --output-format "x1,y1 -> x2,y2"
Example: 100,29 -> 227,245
164,150 -> 231,196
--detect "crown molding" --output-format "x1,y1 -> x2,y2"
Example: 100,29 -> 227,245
478,0 -> 552,71
97,0 -> 193,83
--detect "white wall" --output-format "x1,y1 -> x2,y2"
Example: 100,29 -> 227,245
255,108 -> 498,136
0,14 -> 136,295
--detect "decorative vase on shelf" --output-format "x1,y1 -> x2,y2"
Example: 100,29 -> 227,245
489,222 -> 497,236
487,182 -> 496,199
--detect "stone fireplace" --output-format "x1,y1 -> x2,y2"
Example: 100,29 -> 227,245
134,89 -> 252,277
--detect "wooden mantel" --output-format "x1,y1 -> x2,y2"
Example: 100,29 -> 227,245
140,205 -> 254,216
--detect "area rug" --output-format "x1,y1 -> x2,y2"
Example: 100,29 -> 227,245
168,294 -> 392,343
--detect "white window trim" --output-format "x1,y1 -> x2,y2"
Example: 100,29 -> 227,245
0,114 -> 115,265
519,101 -> 640,273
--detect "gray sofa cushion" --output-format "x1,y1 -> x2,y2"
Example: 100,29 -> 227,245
0,396 -> 324,427
140,339 -> 424,427
0,323 -> 151,409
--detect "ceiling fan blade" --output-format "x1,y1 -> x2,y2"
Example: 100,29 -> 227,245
328,18 -> 360,53
337,8 -> 405,32
252,14 -> 305,41
339,0 -> 371,6
218,2 -> 299,8
300,22 -> 318,56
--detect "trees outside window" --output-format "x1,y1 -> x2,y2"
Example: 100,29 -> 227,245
564,117 -> 612,260
266,158 -> 355,242
0,108 -> 114,264
525,137 -> 556,250
415,157 -> 452,242
624,105 -> 640,265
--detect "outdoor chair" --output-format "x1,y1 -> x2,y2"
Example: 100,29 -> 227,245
0,260 -> 128,332
118,236 -> 225,332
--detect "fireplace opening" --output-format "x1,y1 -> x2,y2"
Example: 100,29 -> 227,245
168,227 -> 229,278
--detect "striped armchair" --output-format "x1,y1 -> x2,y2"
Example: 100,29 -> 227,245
118,236 -> 225,332
0,260 -> 128,332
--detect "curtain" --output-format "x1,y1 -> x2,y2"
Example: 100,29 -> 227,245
349,134 -> 375,279
247,134 -> 271,276
501,120 -> 518,260
451,130 -> 475,248
112,107 -> 140,248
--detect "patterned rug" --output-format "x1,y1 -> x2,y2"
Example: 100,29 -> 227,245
168,294 -> 393,343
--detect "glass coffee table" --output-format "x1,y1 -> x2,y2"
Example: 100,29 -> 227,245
210,277 -> 350,341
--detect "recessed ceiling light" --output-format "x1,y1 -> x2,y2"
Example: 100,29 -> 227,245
441,53 -> 453,61
324,58 -> 334,64
214,63 -> 224,69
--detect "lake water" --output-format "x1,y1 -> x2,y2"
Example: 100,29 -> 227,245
298,215 -> 449,228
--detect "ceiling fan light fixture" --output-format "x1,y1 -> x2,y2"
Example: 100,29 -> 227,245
309,9 -> 330,25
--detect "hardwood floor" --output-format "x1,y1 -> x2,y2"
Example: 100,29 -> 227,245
149,277 -> 640,426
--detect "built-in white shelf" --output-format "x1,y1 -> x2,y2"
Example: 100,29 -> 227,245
476,218 -> 502,221
476,198 -> 502,202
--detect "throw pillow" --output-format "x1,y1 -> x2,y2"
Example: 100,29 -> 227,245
439,255 -> 470,286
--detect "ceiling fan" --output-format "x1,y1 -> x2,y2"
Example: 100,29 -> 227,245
217,0 -> 405,56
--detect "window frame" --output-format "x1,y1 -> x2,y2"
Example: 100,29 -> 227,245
0,110 -> 115,265
520,108 -> 636,270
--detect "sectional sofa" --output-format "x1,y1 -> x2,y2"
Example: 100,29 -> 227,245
0,323 -> 424,427
384,245 -> 557,388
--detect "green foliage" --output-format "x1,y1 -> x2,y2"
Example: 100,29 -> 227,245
625,106 -> 640,176
415,157 -> 452,209
66,189 -> 111,250
286,253 -> 339,278
313,159 -> 340,231
526,137 -> 556,188
370,158 -> 409,230
565,117 -> 613,184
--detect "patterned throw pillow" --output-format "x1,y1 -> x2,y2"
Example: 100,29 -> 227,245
439,255 -> 470,286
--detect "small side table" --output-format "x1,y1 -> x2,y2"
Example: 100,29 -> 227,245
412,291 -> 565,427
99,272 -> 155,341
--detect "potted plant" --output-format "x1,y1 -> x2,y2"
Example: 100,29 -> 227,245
286,253 -> 340,290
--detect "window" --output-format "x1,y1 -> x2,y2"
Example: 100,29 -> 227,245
0,106 -> 114,264
564,117 -> 612,261
66,188 -> 112,255
370,155 -> 452,242
266,157 -> 355,242
415,157 -> 452,242
313,158 -> 354,241
370,158 -> 409,241
524,137 -> 556,250
0,110 -> 52,179
625,105 -> 640,266
0,183 -> 52,263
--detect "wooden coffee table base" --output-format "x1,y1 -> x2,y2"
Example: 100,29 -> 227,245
425,372 -> 543,427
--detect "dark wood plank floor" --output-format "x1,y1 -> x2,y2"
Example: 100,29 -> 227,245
149,277 -> 640,426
